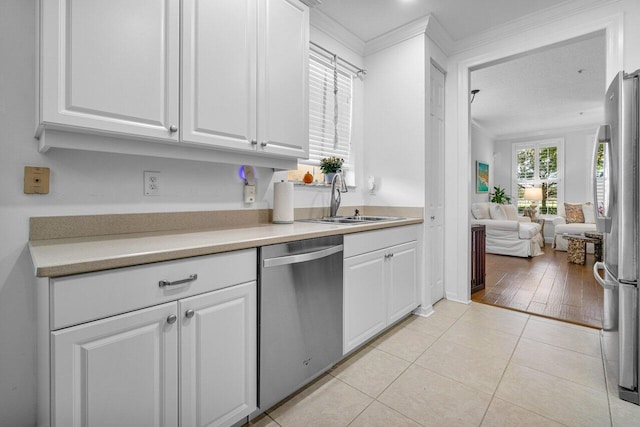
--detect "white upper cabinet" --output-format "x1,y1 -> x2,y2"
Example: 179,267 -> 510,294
38,0 -> 180,141
182,0 -> 309,159
257,0 -> 309,158
38,0 -> 309,163
181,0 -> 257,152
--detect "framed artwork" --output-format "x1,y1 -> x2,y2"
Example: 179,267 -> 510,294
476,161 -> 489,193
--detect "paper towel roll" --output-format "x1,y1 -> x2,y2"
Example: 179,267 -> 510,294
273,181 -> 294,223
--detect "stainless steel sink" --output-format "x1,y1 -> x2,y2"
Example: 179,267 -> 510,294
299,215 -> 405,225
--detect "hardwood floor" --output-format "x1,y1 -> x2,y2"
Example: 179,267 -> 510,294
472,244 -> 604,329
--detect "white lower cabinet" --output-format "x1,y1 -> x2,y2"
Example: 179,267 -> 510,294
343,227 -> 418,354
344,249 -> 387,353
180,282 -> 257,427
42,249 -> 258,427
52,302 -> 179,427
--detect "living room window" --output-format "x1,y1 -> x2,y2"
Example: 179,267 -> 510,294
512,138 -> 564,216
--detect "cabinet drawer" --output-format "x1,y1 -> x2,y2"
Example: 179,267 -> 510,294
344,225 -> 418,258
50,249 -> 257,330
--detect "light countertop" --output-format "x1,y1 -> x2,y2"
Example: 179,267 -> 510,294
29,218 -> 422,278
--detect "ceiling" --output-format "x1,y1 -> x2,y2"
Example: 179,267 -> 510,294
471,33 -> 606,138
313,0 -> 607,139
315,0 -> 562,42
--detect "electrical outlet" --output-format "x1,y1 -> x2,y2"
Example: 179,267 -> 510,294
144,171 -> 160,196
244,185 -> 256,203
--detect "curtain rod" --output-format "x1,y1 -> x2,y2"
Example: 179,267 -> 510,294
310,41 -> 367,78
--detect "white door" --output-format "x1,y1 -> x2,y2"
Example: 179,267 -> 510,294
40,0 -> 180,141
181,0 -> 257,151
387,242 -> 418,323
343,250 -> 387,354
180,282 -> 257,427
52,302 -> 178,427
257,0 -> 309,158
428,63 -> 446,303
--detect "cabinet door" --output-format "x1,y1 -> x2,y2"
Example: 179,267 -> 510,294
343,250 -> 387,354
40,0 -> 179,141
181,0 -> 257,151
387,242 -> 418,324
180,281 -> 257,427
257,0 -> 309,158
52,302 -> 178,427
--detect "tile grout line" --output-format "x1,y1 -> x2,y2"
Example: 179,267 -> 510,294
348,306 -> 470,426
477,314 -> 531,426
599,331 -> 615,427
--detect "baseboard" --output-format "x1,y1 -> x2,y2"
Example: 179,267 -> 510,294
444,295 -> 471,305
413,305 -> 434,317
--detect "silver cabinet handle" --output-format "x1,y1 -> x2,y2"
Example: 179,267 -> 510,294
384,253 -> 394,259
159,274 -> 198,288
260,141 -> 268,147
166,314 -> 177,324
251,139 -> 258,146
430,216 -> 435,220
169,125 -> 178,133
185,309 -> 195,319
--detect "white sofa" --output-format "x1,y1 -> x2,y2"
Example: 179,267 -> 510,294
471,202 -> 544,258
552,202 -> 597,251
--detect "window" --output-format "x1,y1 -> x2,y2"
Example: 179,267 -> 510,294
307,50 -> 353,167
289,48 -> 354,183
512,139 -> 563,216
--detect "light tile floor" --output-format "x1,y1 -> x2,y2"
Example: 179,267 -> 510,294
249,300 -> 640,427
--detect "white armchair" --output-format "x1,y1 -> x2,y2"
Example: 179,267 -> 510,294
552,202 -> 597,251
471,202 -> 544,258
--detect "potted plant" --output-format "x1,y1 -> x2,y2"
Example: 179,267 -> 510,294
490,186 -> 511,204
320,157 -> 344,184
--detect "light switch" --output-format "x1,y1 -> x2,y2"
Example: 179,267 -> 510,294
24,166 -> 50,194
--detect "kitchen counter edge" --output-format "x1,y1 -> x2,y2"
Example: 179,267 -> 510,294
29,218 -> 423,278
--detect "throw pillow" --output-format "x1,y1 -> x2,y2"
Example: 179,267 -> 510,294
489,203 -> 507,220
582,202 -> 596,224
565,202 -> 585,223
471,202 -> 490,219
502,204 -> 519,220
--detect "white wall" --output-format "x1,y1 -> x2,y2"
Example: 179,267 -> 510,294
493,127 -> 597,207
470,124 -> 494,204
0,3 -> 367,425
363,35 -> 425,207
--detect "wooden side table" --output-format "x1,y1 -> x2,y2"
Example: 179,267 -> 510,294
562,234 -> 599,265
584,231 -> 603,262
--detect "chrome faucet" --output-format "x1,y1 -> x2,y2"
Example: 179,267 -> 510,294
329,172 -> 348,217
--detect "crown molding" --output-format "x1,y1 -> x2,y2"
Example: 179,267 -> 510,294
364,16 -> 429,56
424,15 -> 454,56
451,0 -> 619,55
494,123 -> 602,142
310,8 -> 365,56
299,0 -> 322,7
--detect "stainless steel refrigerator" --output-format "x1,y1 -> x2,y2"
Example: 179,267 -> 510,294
592,69 -> 639,404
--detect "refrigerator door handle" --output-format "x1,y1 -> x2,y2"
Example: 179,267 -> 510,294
592,125 -> 612,233
593,262 -> 616,290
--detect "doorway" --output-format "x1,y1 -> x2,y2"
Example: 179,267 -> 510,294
468,33 -> 606,327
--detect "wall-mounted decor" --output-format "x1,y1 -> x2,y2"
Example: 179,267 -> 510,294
476,161 -> 489,193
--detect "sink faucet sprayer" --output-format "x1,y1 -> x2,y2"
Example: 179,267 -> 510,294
330,171 -> 348,217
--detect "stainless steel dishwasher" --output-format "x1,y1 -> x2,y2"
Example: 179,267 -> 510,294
259,235 -> 343,411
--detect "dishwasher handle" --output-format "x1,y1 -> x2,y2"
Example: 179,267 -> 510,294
263,244 -> 343,268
